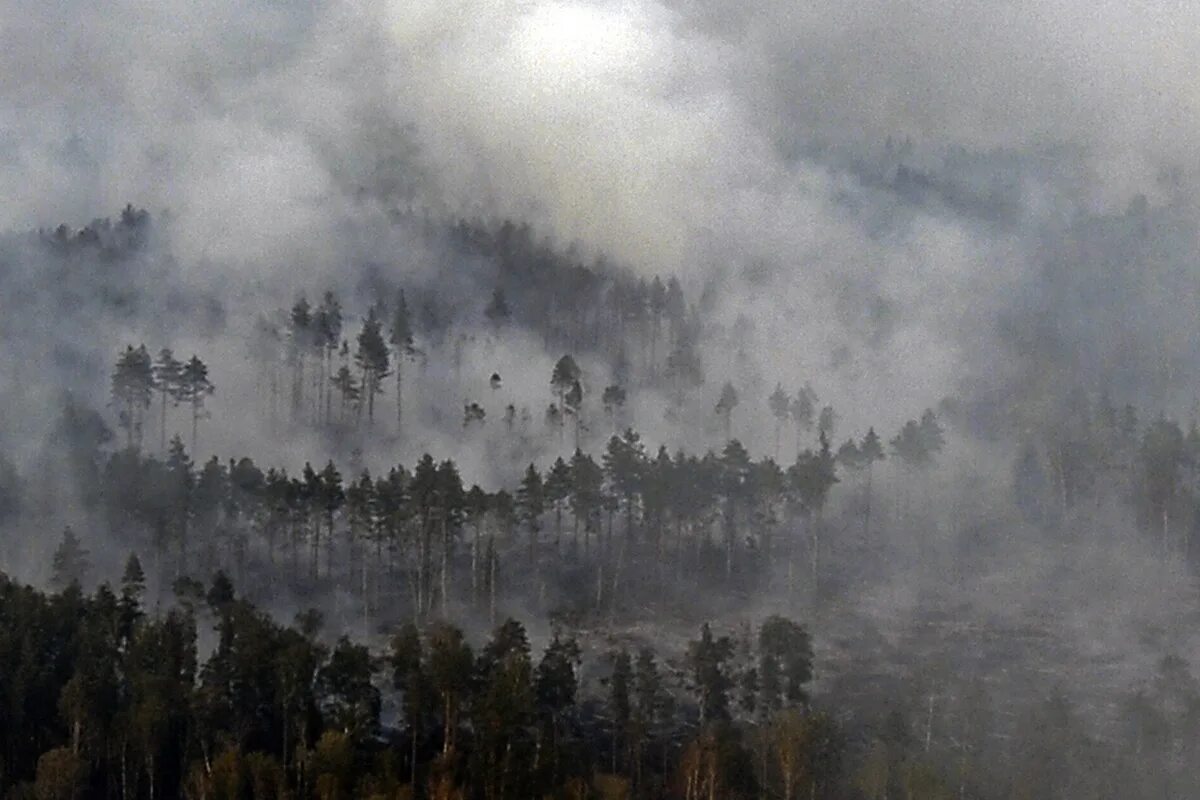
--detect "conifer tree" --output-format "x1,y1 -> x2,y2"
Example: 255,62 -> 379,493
317,290 -> 343,426
769,383 -> 791,458
176,355 -> 215,456
602,384 -> 627,434
818,404 -> 838,443
551,355 -> 582,444
153,348 -> 182,453
389,289 -> 415,436
609,649 -> 633,774
687,623 -> 734,724
355,307 -> 391,426
544,457 -> 572,551
715,381 -> 740,442
789,385 -> 817,455
330,365 -> 359,424
564,379 -> 584,449
427,622 -> 473,755
119,552 -> 146,642
318,637 -> 380,743
517,464 -> 545,569
289,295 -> 312,421
317,461 -> 344,579
50,527 -> 89,590
569,449 -> 604,554
111,344 -> 154,450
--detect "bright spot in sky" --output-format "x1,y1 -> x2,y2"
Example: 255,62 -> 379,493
515,2 -> 651,86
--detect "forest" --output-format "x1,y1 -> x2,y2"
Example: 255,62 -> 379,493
2,203 -> 1200,800
5,1 -> 1200,796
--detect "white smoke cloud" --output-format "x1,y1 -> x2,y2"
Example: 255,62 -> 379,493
3,0 -> 1200,441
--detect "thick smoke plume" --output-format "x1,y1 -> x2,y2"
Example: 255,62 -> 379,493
3,0 -> 1198,412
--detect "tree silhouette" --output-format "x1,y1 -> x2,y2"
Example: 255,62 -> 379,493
389,289 -> 416,437
769,383 -> 791,458
354,307 -> 391,426
715,381 -> 740,442
152,348 -> 182,453
111,345 -> 154,450
50,527 -> 89,589
551,355 -> 582,445
176,355 -> 215,456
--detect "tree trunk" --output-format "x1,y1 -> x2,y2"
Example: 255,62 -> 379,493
160,390 -> 169,454
489,537 -> 497,626
396,357 -> 404,436
191,398 -> 199,456
472,520 -> 480,607
864,464 -> 874,537
440,512 -> 450,615
810,513 -> 820,604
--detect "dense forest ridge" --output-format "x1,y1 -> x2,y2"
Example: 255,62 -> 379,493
3,558 -> 1197,799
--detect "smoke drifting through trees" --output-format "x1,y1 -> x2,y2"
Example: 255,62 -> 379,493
3,1 -> 1200,798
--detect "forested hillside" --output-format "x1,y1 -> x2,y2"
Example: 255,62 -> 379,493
5,0 -> 1200,797
2,204 -> 1200,799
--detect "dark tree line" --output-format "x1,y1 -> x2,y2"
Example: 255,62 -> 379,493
8,561 -> 1198,800
0,567 -> 840,800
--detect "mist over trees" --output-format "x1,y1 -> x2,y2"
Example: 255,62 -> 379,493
4,1 -> 1200,796
3,206 -> 1200,799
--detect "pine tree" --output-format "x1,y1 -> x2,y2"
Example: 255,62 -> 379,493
119,552 -> 146,642
317,290 -> 343,426
665,325 -> 703,409
427,622 -> 473,755
390,623 -> 432,784
769,383 -> 791,459
153,348 -> 183,454
891,419 -> 931,471
535,633 -> 582,787
544,457 -> 572,552
475,619 -> 536,797
602,384 -> 627,434
859,427 -> 885,536
608,649 -> 633,774
330,365 -> 360,424
434,459 -> 465,614
687,623 -> 734,724
389,289 -> 415,437
758,616 -> 813,713
50,527 -> 89,589
719,439 -> 752,580
551,356 -> 581,445
715,382 -> 740,442
289,295 -> 312,421
164,434 -> 195,572
517,464 -> 545,570
176,355 -> 215,456
818,405 -> 837,442
317,461 -> 344,580
569,450 -> 604,555
837,439 -> 862,471
355,307 -> 391,426
318,637 -> 380,743
918,409 -> 945,459
564,379 -> 584,449
789,385 -> 817,455
111,344 -> 154,450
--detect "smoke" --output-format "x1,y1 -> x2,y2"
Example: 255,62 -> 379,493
4,0 -> 1200,436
